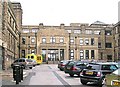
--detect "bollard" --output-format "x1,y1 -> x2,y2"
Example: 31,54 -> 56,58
13,64 -> 21,84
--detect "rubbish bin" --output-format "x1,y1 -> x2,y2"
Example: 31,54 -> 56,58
13,64 -> 21,84
20,65 -> 23,81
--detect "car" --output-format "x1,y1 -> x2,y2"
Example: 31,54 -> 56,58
80,62 -> 118,87
31,59 -> 37,67
11,58 -> 33,69
64,60 -> 88,77
105,68 -> 120,86
107,62 -> 120,68
58,60 -> 71,71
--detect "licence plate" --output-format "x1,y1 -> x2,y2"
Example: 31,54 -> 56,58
112,80 -> 120,86
86,71 -> 93,75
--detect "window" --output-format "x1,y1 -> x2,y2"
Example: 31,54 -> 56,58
107,55 -> 112,61
80,50 -> 84,59
31,37 -> 35,43
91,50 -> 94,59
21,50 -> 25,58
70,37 -> 74,43
105,30 -> 112,35
22,29 -> 29,33
94,30 -> 101,35
32,29 -> 38,33
85,38 -> 89,45
19,59 -> 23,62
66,30 -> 71,33
91,38 -> 94,45
60,37 -> 64,43
101,52 -> 103,60
98,43 -> 101,48
106,43 -> 112,48
80,38 -> 83,45
50,37 -> 56,43
74,30 -> 81,34
31,50 -> 35,53
31,56 -> 34,59
22,37 -> 26,44
70,50 -> 74,59
85,30 -> 92,34
85,50 -> 89,59
42,37 -> 46,43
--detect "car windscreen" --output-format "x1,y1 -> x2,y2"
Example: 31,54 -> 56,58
87,64 -> 100,70
101,65 -> 118,70
26,59 -> 32,62
62,61 -> 69,64
67,61 -> 75,66
14,59 -> 19,63
75,61 -> 86,66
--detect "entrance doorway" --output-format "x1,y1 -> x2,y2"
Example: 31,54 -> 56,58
48,49 -> 58,63
42,49 -> 64,64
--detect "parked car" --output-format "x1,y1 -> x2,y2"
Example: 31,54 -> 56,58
11,58 -> 33,69
64,60 -> 88,77
107,62 -> 120,68
58,60 -> 71,71
80,62 -> 118,87
31,59 -> 37,67
105,68 -> 120,86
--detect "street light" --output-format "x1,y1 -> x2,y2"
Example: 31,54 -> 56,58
69,33 -> 71,60
35,32 -> 37,54
17,31 -> 21,58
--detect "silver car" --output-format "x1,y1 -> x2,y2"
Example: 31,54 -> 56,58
11,58 -> 33,69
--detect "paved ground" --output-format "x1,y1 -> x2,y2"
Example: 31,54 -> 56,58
1,67 -> 30,86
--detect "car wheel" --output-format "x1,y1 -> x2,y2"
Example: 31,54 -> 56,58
29,67 -> 32,69
81,79 -> 88,85
98,78 -> 105,87
60,68 -> 63,71
69,73 -> 74,77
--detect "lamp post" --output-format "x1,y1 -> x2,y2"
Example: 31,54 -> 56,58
35,32 -> 37,54
69,33 -> 71,60
18,31 -> 21,58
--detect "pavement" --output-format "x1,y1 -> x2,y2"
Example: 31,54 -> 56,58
0,68 -> 30,85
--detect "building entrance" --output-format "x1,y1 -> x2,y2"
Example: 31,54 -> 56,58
48,49 -> 58,64
42,49 -> 64,64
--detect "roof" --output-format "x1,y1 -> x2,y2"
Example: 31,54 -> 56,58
90,62 -> 118,65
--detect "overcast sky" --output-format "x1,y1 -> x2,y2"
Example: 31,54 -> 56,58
10,0 -> 119,26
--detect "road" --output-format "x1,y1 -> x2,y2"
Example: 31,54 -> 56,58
2,64 -> 106,87
21,64 -> 100,87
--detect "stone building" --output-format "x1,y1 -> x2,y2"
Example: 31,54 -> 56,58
0,1 -> 22,70
113,21 -> 120,61
0,0 -> 119,69
0,0 -> 3,70
21,21 -> 115,63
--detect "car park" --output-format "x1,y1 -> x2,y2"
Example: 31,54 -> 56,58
105,68 -> 120,86
58,60 -> 71,71
11,58 -> 33,69
64,60 -> 88,77
80,62 -> 118,87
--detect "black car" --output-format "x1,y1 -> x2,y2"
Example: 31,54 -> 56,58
64,60 -> 88,77
80,62 -> 118,87
58,60 -> 71,71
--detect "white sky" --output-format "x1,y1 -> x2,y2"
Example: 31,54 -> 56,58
10,0 -> 119,26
